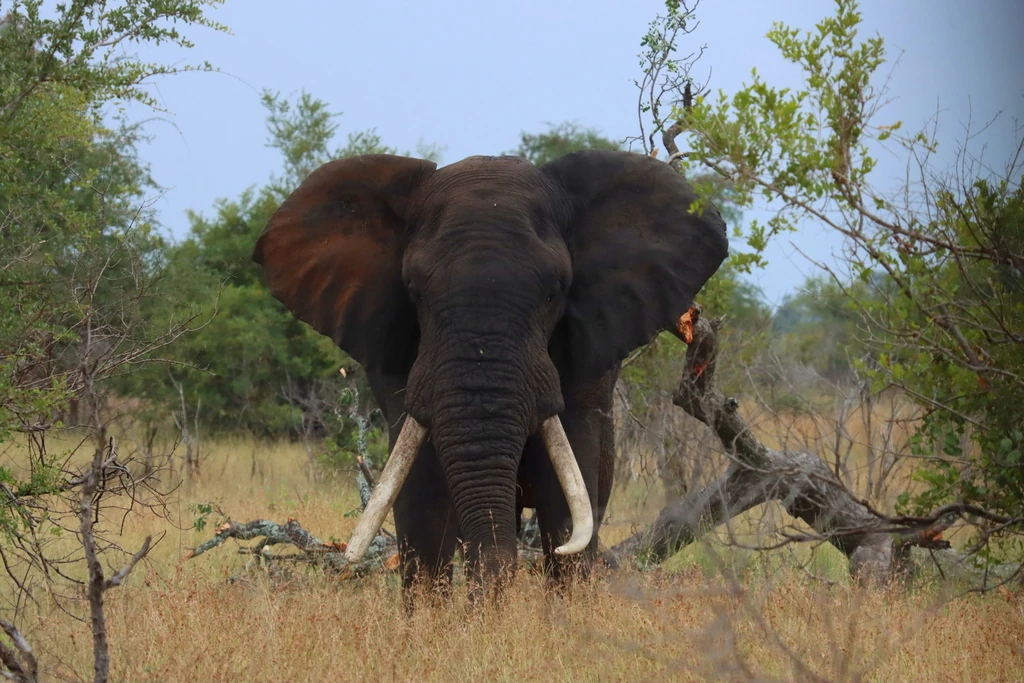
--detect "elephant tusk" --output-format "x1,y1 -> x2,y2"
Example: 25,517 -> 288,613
344,416 -> 428,563
539,416 -> 594,556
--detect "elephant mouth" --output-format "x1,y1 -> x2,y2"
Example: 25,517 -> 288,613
342,415 -> 594,563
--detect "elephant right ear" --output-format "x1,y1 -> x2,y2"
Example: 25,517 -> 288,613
252,154 -> 436,372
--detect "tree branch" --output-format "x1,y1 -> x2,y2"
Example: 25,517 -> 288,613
0,618 -> 38,683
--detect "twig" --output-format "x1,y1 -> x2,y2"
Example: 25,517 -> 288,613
356,456 -> 376,488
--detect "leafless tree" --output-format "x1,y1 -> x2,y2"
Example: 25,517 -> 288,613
629,0 -> 710,158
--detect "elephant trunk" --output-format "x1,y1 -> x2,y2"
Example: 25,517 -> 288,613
431,382 -> 526,587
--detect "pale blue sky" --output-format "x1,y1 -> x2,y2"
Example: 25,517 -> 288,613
130,0 -> 1024,305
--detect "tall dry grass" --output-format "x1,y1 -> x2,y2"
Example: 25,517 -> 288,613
3,434 -> 1023,682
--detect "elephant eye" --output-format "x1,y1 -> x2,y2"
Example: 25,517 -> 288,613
545,280 -> 564,302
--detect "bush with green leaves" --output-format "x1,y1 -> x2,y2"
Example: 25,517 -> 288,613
507,121 -> 623,166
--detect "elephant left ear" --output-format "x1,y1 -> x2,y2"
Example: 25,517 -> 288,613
542,150 -> 729,383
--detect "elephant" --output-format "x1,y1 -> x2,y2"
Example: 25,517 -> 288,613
252,150 -> 729,601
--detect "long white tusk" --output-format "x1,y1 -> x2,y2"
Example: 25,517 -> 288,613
539,416 -> 594,555
344,416 -> 428,563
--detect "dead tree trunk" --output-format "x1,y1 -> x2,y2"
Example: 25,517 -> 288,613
603,310 -> 955,584
79,437 -> 152,683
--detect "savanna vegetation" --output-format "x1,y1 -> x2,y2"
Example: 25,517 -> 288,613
1,0 -> 1021,681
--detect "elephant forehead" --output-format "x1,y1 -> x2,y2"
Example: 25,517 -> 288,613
422,156 -> 555,202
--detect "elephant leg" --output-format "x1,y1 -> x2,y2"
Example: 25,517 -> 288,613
392,439 -> 459,610
520,435 -> 563,584
596,393 -> 616,537
529,370 -> 617,586
526,421 -> 601,586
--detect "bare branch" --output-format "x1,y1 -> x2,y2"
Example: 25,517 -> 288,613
104,536 -> 152,590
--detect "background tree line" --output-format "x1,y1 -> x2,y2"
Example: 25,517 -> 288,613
100,100 -> 804,463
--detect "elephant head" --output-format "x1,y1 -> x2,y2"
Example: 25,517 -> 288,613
252,150 -> 728,580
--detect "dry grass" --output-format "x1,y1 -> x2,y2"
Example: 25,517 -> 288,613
4,435 -> 1024,682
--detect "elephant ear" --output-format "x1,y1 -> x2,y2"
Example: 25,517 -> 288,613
252,154 -> 436,373
543,150 -> 729,383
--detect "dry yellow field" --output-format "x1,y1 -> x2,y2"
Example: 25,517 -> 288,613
3,435 -> 1023,682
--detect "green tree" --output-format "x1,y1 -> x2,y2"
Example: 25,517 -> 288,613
1,0 -> 225,488
771,275 -> 880,381
665,0 -> 1023,562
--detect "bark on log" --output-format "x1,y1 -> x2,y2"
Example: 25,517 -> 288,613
602,309 -> 970,584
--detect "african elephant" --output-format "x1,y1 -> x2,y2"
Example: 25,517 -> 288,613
252,150 -> 728,599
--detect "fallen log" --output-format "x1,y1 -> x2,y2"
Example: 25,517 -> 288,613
186,457 -> 545,579
603,308 -> 1020,586
185,517 -> 398,578
185,457 -> 397,578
